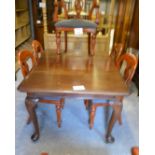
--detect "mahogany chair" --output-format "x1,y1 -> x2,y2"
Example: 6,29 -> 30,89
18,50 -> 64,128
32,40 -> 44,64
84,53 -> 138,130
17,50 -> 35,77
131,147 -> 139,155
53,0 -> 100,56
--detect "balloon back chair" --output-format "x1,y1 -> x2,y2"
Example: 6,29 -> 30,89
53,0 -> 100,56
84,53 -> 138,131
18,50 -> 65,131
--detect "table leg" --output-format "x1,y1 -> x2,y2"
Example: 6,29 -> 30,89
105,102 -> 123,143
25,96 -> 40,142
56,31 -> 61,54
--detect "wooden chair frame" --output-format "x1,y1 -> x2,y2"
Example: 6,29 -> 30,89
85,53 -> 138,129
18,49 -> 65,128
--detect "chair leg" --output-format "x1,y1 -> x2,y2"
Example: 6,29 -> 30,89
89,105 -> 96,129
56,103 -> 61,128
84,99 -> 89,109
60,98 -> 65,109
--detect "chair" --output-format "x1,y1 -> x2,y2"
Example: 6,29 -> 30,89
18,50 -> 65,128
84,53 -> 138,129
32,40 -> 44,64
53,0 -> 100,56
131,147 -> 139,155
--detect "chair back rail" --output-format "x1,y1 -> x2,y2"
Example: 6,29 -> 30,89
18,50 -> 35,77
116,53 -> 138,84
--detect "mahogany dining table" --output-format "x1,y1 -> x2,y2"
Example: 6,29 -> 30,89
18,50 -> 129,143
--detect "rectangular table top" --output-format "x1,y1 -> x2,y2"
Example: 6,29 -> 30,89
18,51 -> 129,98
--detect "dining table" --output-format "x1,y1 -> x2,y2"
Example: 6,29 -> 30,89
17,50 -> 129,143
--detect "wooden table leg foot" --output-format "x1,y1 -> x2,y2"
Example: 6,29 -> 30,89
105,134 -> 115,143
31,132 -> 40,142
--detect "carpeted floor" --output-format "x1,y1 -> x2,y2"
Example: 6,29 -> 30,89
15,61 -> 139,155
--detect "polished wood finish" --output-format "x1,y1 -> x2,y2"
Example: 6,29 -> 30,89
18,50 -> 64,141
32,40 -> 44,64
18,51 -> 129,143
86,53 -> 137,133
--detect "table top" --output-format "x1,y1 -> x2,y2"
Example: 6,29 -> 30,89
18,51 -> 129,98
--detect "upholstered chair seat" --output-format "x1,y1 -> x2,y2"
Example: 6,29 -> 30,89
55,19 -> 97,29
